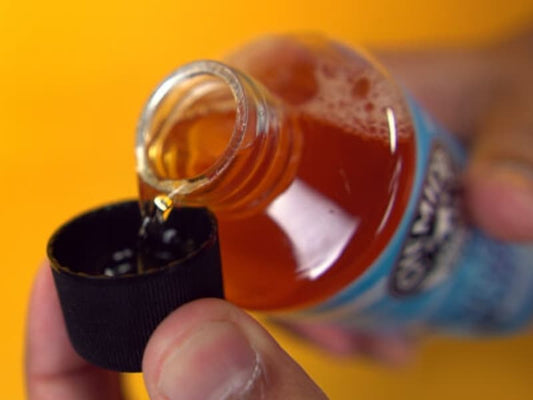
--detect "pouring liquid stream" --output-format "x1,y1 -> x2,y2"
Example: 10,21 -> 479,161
101,194 -> 194,276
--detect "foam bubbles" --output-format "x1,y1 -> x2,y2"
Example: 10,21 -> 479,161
226,35 -> 414,144
300,58 -> 412,143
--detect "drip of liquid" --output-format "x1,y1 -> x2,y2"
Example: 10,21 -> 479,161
102,195 -> 197,277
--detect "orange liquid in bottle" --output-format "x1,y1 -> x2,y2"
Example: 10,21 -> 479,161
140,36 -> 416,311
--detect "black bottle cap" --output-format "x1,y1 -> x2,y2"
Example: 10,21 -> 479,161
47,200 -> 224,372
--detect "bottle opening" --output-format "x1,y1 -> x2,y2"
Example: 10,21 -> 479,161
136,61 -> 248,198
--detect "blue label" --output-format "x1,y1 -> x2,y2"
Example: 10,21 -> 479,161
282,97 -> 533,335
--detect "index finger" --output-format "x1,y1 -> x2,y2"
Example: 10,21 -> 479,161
25,263 -> 124,400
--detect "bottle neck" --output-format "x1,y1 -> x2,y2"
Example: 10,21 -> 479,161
136,61 -> 299,216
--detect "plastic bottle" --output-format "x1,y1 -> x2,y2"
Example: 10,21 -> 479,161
135,34 -> 533,335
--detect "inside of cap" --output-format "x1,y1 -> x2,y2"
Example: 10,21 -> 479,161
48,201 -> 216,277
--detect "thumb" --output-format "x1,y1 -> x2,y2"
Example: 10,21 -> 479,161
464,32 -> 533,241
142,298 -> 328,400
379,30 -> 533,241
465,91 -> 533,241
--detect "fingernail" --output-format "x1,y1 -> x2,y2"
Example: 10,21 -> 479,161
491,162 -> 533,188
470,159 -> 533,185
157,321 -> 261,400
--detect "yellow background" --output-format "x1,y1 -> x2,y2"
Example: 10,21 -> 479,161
2,1 -> 533,399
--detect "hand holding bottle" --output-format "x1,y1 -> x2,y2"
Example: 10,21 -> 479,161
278,29 -> 533,359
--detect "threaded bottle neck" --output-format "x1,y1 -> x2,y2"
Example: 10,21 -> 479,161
136,61 -> 297,215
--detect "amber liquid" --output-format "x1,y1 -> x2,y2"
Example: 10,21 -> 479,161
139,37 -> 416,310
140,115 -> 415,310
